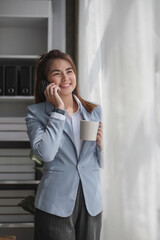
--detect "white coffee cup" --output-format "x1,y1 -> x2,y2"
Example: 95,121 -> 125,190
80,120 -> 99,141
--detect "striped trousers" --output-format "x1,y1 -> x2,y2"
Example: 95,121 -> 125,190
34,181 -> 102,240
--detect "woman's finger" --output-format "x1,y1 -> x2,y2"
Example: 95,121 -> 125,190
96,135 -> 102,149
46,84 -> 59,96
54,85 -> 61,95
97,131 -> 102,139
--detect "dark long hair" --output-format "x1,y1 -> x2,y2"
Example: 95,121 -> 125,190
34,49 -> 97,113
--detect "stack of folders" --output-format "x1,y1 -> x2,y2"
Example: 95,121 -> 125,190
0,189 -> 34,223
0,148 -> 35,181
0,117 -> 29,142
0,65 -> 35,96
0,149 -> 35,223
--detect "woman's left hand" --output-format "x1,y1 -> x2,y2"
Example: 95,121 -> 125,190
96,121 -> 103,150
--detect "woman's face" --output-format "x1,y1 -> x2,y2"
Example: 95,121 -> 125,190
47,58 -> 76,97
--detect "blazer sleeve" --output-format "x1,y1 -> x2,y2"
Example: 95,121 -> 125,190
25,105 -> 66,162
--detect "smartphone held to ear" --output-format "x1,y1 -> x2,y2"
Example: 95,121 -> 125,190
41,79 -> 50,93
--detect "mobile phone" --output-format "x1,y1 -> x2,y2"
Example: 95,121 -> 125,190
41,79 -> 50,93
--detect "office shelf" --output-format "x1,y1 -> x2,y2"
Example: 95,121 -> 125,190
0,0 -> 65,238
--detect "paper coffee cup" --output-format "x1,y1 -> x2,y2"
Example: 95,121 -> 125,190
80,120 -> 99,141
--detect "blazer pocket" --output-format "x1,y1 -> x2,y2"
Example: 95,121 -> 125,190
93,168 -> 100,171
46,167 -> 64,173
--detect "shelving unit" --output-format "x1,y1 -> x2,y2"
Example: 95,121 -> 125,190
0,148 -> 36,239
0,17 -> 48,56
0,0 -> 50,57
0,0 -> 66,239
0,0 -> 50,113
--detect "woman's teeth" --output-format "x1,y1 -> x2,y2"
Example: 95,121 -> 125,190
61,83 -> 71,87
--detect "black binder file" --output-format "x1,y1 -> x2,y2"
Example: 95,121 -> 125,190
19,66 -> 32,95
5,66 -> 17,95
0,66 -> 5,95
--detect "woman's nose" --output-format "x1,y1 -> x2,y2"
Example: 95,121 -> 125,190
61,72 -> 67,81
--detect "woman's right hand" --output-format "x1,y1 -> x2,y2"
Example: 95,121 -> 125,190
44,83 -> 65,110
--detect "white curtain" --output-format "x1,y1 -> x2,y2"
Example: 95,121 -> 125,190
78,0 -> 159,239
155,0 -> 160,238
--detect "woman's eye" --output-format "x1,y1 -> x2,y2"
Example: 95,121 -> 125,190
67,70 -> 73,74
53,73 -> 60,76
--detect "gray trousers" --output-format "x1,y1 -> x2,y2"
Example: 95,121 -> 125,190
34,181 -> 102,240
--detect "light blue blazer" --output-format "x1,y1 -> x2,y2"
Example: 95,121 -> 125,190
25,100 -> 103,217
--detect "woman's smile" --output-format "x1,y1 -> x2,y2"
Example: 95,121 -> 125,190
59,82 -> 72,88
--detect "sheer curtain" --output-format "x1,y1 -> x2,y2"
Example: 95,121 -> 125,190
155,0 -> 160,238
78,0 -> 159,239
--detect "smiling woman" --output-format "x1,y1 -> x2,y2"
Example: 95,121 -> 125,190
34,50 -> 98,113
45,59 -> 77,112
25,49 -> 103,240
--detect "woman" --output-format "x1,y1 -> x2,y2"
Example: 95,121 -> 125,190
25,49 -> 103,240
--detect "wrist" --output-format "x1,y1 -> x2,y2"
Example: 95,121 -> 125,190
53,107 -> 65,115
57,104 -> 65,110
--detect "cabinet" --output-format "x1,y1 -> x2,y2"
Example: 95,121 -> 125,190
0,0 -> 66,239
0,0 -> 50,115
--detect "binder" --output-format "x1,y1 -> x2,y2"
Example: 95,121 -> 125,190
19,66 -> 32,95
5,66 -> 17,95
0,66 -> 5,95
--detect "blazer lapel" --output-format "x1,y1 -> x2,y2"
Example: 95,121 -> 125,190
63,120 -> 77,154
